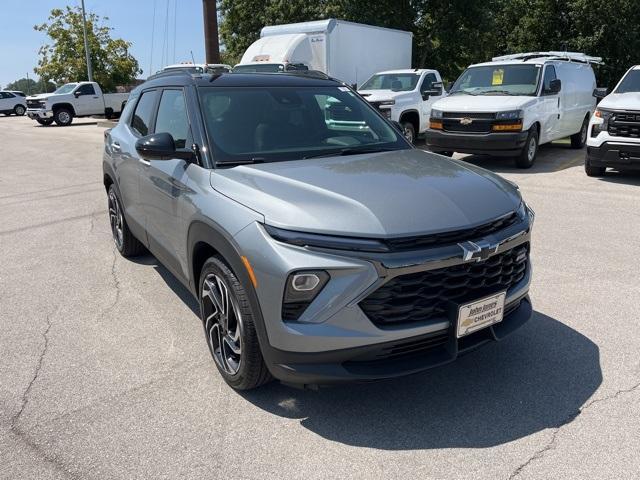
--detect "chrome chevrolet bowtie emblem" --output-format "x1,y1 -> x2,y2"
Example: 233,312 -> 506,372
460,117 -> 473,125
459,240 -> 499,262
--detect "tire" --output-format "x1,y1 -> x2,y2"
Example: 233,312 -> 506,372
53,108 -> 73,126
570,116 -> 589,149
107,185 -> 145,257
584,154 -> 606,177
13,105 -> 26,116
515,126 -> 539,169
199,256 -> 272,390
401,121 -> 416,144
36,118 -> 54,126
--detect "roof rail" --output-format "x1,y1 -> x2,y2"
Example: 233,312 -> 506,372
146,69 -> 198,81
284,70 -> 332,80
492,51 -> 603,65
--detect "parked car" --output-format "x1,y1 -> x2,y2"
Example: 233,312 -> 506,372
10,90 -> 26,97
233,19 -> 412,87
425,51 -> 601,168
103,71 -> 534,390
586,65 -> 640,176
160,62 -> 231,75
358,69 -> 446,143
26,81 -> 129,126
0,90 -> 27,116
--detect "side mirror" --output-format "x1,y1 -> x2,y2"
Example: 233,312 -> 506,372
549,79 -> 562,94
135,132 -> 193,161
422,81 -> 443,100
74,91 -> 82,97
593,87 -> 608,99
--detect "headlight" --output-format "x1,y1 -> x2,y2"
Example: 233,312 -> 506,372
265,224 -> 389,252
591,108 -> 612,137
496,110 -> 523,120
378,99 -> 395,106
431,109 -> 443,119
516,201 -> 534,224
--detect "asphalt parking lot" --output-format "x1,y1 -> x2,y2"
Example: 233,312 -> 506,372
1,115 -> 639,480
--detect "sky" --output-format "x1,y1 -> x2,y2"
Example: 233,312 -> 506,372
0,0 -> 208,88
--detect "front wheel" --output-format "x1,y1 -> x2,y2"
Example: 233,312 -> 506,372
585,154 -> 606,177
401,122 -> 415,144
199,257 -> 271,390
36,118 -> 54,126
570,116 -> 589,149
14,105 -> 26,116
515,127 -> 538,169
54,108 -> 73,126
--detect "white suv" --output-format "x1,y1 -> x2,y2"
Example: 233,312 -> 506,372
0,91 -> 27,116
586,65 -> 640,176
358,69 -> 445,143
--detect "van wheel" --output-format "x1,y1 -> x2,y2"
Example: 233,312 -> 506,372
401,122 -> 415,144
571,116 -> 589,148
199,257 -> 272,390
54,108 -> 73,126
515,127 -> 538,169
14,105 -> 26,116
36,118 -> 54,126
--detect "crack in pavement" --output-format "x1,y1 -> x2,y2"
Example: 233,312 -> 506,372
97,246 -> 123,321
508,380 -> 640,479
0,210 -> 108,237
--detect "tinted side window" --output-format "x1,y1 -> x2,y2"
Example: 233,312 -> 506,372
420,73 -> 438,93
542,66 -> 557,94
154,89 -> 191,148
77,84 -> 96,95
131,90 -> 158,136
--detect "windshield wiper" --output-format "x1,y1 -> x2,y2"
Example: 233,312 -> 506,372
449,91 -> 478,96
303,147 -> 398,159
478,90 -> 518,96
215,157 -> 266,167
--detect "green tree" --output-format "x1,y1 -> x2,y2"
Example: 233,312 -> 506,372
34,6 -> 141,92
4,77 -> 56,94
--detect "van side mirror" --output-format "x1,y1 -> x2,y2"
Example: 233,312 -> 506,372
549,79 -> 562,94
593,87 -> 608,99
135,132 -> 193,161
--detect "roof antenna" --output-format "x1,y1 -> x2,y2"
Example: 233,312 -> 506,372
190,50 -> 196,64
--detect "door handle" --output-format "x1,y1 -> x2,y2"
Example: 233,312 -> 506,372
111,142 -> 121,151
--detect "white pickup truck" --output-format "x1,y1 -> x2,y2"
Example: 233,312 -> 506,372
586,65 -> 640,176
26,81 -> 129,126
358,69 -> 445,143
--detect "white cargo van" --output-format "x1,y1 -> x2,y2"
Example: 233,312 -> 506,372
233,19 -> 412,87
585,65 -> 640,176
358,69 -> 445,143
425,52 -> 600,168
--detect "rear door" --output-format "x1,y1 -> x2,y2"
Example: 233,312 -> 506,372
539,65 -> 561,142
74,83 -> 103,115
138,87 -> 194,275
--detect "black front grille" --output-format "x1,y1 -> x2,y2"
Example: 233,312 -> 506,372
441,112 -> 495,134
608,111 -> 640,138
360,243 -> 529,327
386,212 -> 518,251
443,112 -> 496,119
27,100 -> 42,108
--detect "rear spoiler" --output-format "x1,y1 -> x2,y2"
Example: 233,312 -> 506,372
492,51 -> 603,65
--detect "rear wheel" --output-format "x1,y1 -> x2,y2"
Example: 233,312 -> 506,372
199,257 -> 271,390
13,105 -> 26,116
107,185 -> 145,257
515,126 -> 538,169
401,121 -> 415,144
54,108 -> 73,126
36,118 -> 54,126
571,116 -> 589,149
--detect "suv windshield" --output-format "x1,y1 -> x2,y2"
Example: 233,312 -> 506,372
54,83 -> 78,94
360,73 -> 420,91
199,85 -> 409,164
615,69 -> 640,93
450,64 -> 541,96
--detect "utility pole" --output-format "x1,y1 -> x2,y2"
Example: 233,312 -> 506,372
80,0 -> 94,81
202,0 -> 220,63
26,72 -> 31,95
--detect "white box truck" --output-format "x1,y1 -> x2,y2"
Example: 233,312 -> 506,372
232,19 -> 412,87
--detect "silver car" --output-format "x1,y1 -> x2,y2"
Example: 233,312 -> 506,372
102,71 -> 534,390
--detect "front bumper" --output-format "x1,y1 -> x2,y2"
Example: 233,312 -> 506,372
425,129 -> 529,156
586,142 -> 640,171
27,108 -> 52,119
235,215 -> 533,386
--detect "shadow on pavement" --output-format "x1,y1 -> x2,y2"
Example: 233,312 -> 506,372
240,312 -> 602,450
597,170 -> 640,186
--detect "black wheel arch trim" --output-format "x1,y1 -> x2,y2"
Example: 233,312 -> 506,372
51,103 -> 76,116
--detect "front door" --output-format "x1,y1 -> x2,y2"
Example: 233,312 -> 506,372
74,84 -> 103,115
418,73 -> 442,133
539,65 -> 561,143
138,88 -> 194,276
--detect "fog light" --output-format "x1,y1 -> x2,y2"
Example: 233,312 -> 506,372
292,273 -> 320,291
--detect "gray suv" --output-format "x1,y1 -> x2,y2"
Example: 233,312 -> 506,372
103,71 -> 534,390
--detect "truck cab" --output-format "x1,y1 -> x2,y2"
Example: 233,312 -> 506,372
425,52 -> 600,168
358,69 -> 445,143
585,65 -> 640,176
26,81 -> 129,126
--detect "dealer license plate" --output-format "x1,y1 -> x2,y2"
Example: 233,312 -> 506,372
456,291 -> 506,338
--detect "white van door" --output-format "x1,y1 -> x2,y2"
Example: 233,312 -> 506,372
418,73 -> 442,132
539,65 -> 562,142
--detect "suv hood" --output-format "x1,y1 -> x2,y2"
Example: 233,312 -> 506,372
210,149 -> 520,237
433,94 -> 534,113
598,92 -> 640,110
